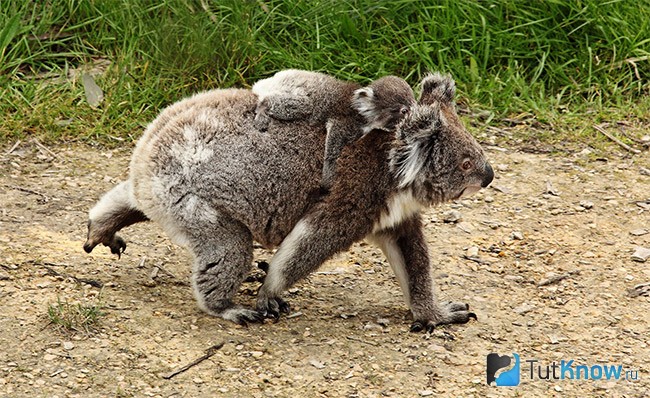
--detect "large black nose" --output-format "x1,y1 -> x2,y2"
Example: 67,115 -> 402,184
482,163 -> 494,188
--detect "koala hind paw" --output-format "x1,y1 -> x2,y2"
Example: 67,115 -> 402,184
410,302 -> 477,333
222,307 -> 265,326
256,297 -> 291,321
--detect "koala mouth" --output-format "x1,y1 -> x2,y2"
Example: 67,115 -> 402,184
457,185 -> 482,199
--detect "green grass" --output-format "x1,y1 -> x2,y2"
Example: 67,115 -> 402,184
47,296 -> 104,334
1,0 -> 649,146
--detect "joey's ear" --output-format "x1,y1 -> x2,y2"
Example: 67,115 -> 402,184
418,72 -> 455,105
395,103 -> 442,142
352,87 -> 378,121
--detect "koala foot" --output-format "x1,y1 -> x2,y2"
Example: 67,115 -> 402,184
105,235 -> 127,258
256,296 -> 291,321
410,302 -> 477,333
221,307 -> 266,326
83,235 -> 127,258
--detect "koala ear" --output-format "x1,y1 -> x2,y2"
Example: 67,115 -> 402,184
352,87 -> 379,121
395,103 -> 442,143
418,72 -> 455,105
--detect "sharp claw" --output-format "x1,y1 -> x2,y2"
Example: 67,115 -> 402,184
278,300 -> 291,314
426,323 -> 435,333
468,312 -> 477,320
410,322 -> 424,333
266,309 -> 279,320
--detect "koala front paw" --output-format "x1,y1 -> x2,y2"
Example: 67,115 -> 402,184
83,234 -> 127,258
410,301 -> 477,333
256,296 -> 291,321
105,235 -> 127,258
253,107 -> 272,132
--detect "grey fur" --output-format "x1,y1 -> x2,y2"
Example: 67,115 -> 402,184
252,70 -> 415,188
84,72 -> 493,331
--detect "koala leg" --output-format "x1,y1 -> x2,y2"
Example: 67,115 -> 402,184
369,215 -> 476,333
84,180 -> 148,257
254,94 -> 313,131
256,216 -> 361,319
187,216 -> 264,326
321,118 -> 362,189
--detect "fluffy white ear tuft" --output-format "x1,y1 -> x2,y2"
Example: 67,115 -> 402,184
352,87 -> 379,122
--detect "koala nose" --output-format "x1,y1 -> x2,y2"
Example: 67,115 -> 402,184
481,163 -> 494,188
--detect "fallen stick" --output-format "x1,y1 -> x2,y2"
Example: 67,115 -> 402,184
462,255 -> 492,265
5,140 -> 21,154
162,342 -> 225,379
32,138 -> 63,160
538,270 -> 580,287
593,124 -> 641,154
346,335 -> 378,347
43,265 -> 103,288
6,184 -> 50,202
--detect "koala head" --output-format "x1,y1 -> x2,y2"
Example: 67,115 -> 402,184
352,76 -> 416,132
389,73 -> 494,204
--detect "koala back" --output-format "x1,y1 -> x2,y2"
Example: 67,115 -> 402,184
130,88 -> 327,247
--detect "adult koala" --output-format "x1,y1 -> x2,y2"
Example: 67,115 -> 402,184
84,72 -> 493,332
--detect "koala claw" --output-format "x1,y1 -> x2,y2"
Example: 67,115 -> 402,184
106,236 -> 127,258
257,297 -> 291,320
410,320 -> 435,333
231,309 -> 266,327
410,303 -> 477,333
237,312 -> 264,327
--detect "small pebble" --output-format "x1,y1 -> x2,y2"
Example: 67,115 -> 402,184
579,200 -> 594,209
511,231 -> 524,240
62,342 -> 74,351
631,247 -> 650,262
466,246 -> 479,257
309,359 -> 326,369
443,210 -> 462,223
419,390 -> 434,397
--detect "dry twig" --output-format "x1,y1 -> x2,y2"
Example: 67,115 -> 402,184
593,124 -> 641,154
162,342 -> 226,379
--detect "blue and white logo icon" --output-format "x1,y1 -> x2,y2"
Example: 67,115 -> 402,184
487,353 -> 520,386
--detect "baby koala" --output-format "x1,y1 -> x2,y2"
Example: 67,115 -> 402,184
252,70 -> 415,188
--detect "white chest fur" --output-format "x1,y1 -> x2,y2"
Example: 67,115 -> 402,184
373,190 -> 422,232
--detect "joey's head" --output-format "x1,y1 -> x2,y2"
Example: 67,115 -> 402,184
389,72 -> 493,205
352,76 -> 416,132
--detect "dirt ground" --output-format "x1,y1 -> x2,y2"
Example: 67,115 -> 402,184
1,136 -> 649,398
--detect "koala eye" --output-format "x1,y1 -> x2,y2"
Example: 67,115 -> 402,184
461,159 -> 473,171
399,106 -> 409,115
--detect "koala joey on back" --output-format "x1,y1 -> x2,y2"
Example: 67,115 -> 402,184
252,70 -> 415,188
83,72 -> 494,333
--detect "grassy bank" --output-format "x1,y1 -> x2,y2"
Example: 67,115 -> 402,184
1,0 -> 649,146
